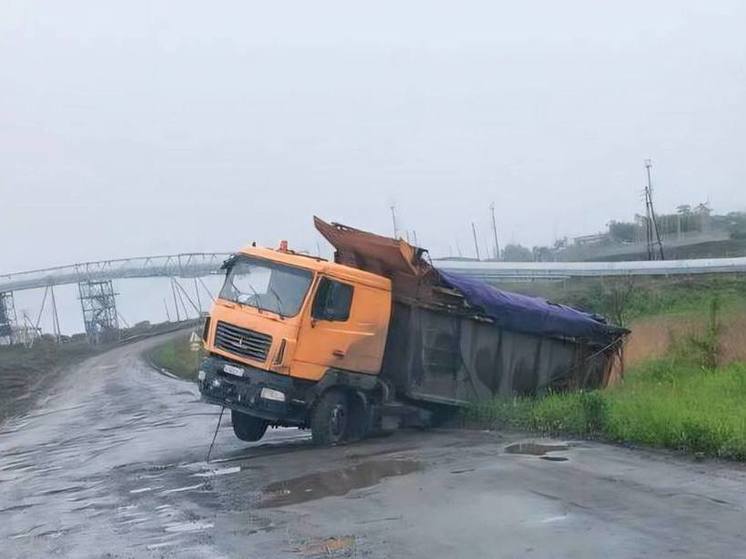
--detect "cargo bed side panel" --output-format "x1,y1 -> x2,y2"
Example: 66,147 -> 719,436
380,303 -> 614,406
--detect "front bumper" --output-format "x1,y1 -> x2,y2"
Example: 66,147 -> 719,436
198,355 -> 311,425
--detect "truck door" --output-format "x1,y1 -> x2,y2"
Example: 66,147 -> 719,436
291,276 -> 391,380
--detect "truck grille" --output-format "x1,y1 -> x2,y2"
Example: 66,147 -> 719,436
214,321 -> 272,362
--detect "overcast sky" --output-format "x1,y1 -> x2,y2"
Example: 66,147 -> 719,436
2,0 -> 745,273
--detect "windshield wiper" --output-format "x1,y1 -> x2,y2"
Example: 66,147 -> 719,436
231,277 -> 263,313
268,286 -> 286,318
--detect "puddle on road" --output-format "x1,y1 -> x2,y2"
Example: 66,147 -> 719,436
259,459 -> 422,508
505,442 -> 569,460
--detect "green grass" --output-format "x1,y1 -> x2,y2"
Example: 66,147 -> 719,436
147,334 -> 203,381
468,281 -> 746,460
598,276 -> 746,322
496,274 -> 746,325
605,360 -> 746,458
468,358 -> 746,460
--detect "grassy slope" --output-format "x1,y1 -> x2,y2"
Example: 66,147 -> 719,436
470,275 -> 746,460
496,274 -> 746,323
147,333 -> 202,381
469,359 -> 746,460
502,274 -> 746,365
606,360 -> 746,458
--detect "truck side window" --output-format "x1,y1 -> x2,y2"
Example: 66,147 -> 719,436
312,278 -> 353,321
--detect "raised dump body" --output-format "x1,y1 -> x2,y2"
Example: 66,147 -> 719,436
197,218 -> 627,445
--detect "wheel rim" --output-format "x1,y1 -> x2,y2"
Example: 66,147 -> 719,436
329,403 -> 347,440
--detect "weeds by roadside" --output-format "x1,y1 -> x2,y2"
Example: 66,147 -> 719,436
677,298 -> 722,369
147,333 -> 203,381
604,359 -> 746,459
469,297 -> 746,460
468,360 -> 746,460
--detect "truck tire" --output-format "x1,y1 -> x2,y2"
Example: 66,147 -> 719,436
231,410 -> 268,442
311,390 -> 349,446
347,392 -> 371,441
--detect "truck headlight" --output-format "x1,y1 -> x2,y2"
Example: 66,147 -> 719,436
198,370 -> 206,381
260,387 -> 286,402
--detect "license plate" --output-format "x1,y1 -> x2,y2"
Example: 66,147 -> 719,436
223,364 -> 244,377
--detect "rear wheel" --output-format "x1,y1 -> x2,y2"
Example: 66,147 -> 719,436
347,393 -> 371,441
311,390 -> 349,446
231,410 -> 268,442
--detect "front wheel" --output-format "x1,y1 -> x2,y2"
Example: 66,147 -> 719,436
231,410 -> 268,442
310,390 -> 349,446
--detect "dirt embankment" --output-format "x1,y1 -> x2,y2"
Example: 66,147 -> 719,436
146,331 -> 203,382
624,311 -> 746,368
0,339 -> 102,422
0,322 -> 198,423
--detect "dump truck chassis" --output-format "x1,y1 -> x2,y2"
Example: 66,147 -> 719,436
198,354 -> 433,444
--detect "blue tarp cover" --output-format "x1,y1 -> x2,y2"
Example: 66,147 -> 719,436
437,270 -> 624,345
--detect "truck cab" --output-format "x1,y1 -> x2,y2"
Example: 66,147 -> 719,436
198,245 -> 392,444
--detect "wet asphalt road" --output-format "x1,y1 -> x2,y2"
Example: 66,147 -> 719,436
2,335 -> 746,558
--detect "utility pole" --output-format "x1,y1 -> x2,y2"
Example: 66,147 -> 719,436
390,205 -> 398,239
644,199 -> 653,260
644,159 -> 665,260
489,202 -> 500,260
471,222 -> 481,260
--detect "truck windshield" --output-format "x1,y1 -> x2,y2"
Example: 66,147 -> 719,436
219,256 -> 313,317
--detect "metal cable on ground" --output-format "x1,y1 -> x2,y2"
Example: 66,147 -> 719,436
206,406 -> 226,463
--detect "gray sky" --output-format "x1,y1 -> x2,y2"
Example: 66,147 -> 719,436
2,0 -> 745,273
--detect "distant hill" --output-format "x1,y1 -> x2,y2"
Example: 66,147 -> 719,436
533,206 -> 746,262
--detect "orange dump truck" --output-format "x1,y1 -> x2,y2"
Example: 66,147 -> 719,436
198,218 -> 627,444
